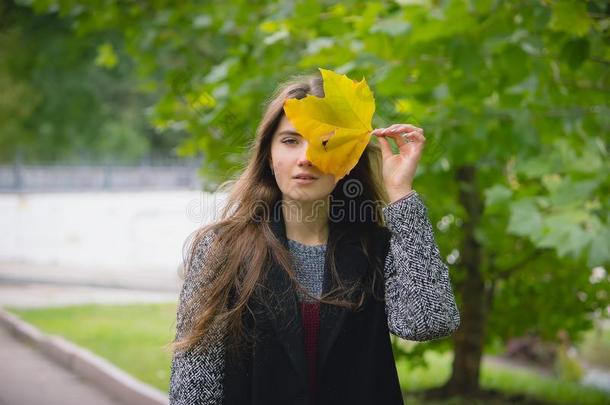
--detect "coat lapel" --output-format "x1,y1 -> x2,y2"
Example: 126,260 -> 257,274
317,230 -> 367,374
266,201 -> 369,388
265,202 -> 308,389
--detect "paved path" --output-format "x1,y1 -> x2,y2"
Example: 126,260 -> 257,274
0,282 -> 175,405
0,261 -> 182,293
0,326 -> 127,405
0,281 -> 177,309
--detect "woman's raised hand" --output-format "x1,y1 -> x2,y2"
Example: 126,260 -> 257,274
371,124 -> 426,203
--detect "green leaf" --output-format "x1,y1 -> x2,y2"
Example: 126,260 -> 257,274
587,227 -> 610,267
505,75 -> 539,95
537,211 -> 590,257
369,16 -> 411,36
516,160 -> 548,178
548,178 -> 599,207
484,184 -> 513,207
548,0 -> 592,37
94,43 -> 118,69
560,38 -> 590,70
203,58 -> 239,84
507,199 -> 544,237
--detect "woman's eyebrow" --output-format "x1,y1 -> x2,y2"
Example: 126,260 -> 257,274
277,130 -> 302,137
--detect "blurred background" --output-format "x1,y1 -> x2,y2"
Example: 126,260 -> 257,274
0,0 -> 609,404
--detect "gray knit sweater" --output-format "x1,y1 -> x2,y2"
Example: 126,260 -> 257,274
287,239 -> 326,302
169,191 -> 461,404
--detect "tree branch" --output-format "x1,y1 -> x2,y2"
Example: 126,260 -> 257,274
495,249 -> 545,280
589,56 -> 610,66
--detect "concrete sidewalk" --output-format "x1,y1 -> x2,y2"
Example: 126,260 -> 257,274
0,325 -> 128,405
0,281 -> 176,405
0,260 -> 182,293
0,281 -> 178,309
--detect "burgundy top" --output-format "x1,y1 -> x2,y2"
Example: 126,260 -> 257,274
300,301 -> 321,404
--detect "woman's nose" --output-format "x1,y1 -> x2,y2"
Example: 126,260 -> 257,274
297,156 -> 313,167
297,144 -> 312,166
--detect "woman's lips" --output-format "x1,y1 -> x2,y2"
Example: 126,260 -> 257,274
293,177 -> 317,184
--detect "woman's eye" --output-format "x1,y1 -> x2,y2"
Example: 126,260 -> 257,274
282,138 -> 297,144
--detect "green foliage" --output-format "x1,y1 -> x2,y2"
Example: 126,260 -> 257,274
553,345 -> 584,382
396,349 -> 609,404
509,137 -> 609,266
579,323 -> 610,369
0,2 -> 173,163
94,42 -> 119,69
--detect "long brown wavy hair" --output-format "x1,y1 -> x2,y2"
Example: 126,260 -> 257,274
170,70 -> 392,357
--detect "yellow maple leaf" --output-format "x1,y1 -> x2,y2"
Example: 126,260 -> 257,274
283,67 -> 375,181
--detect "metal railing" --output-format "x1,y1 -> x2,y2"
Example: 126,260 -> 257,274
0,159 -> 202,192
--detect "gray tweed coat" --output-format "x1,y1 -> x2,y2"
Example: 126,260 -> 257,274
169,191 -> 461,404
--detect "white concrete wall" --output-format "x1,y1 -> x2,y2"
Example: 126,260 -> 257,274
0,191 -> 228,275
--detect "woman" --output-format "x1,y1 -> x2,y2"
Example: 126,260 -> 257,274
169,72 -> 461,405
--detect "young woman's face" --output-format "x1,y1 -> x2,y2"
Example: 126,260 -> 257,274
269,115 -> 338,203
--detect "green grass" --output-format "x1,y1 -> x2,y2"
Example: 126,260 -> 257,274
395,350 -> 609,405
6,303 -> 610,404
7,303 -> 177,392
579,324 -> 610,369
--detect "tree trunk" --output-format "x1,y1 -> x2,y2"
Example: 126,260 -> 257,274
444,165 -> 487,397
445,264 -> 487,396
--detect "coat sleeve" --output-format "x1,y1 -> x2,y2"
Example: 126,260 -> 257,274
169,231 -> 225,405
381,190 -> 461,341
